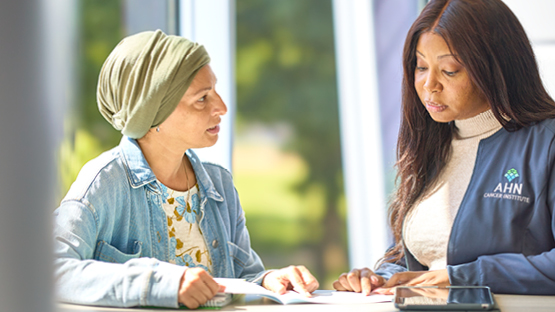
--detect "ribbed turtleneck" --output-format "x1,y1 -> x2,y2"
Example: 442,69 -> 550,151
404,109 -> 502,271
454,109 -> 502,139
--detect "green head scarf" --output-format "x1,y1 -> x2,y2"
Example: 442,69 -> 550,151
97,30 -> 210,139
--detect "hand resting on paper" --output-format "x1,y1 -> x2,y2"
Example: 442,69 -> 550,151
178,267 -> 226,309
262,265 -> 319,297
333,267 -> 386,296
333,267 -> 451,296
372,269 -> 451,295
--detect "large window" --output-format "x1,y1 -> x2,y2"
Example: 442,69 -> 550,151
59,0 -> 124,198
58,0 -> 412,288
59,0 -> 173,198
234,0 -> 347,286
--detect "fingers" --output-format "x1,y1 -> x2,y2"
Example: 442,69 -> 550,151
287,265 -> 318,296
335,272 -> 355,292
360,268 -> 385,295
371,271 -> 434,296
383,271 -> 432,288
333,267 -> 384,295
335,270 -> 358,292
347,269 -> 362,293
262,271 -> 287,295
218,284 -> 226,292
360,268 -> 374,296
387,269 -> 451,288
337,270 -> 447,297
332,279 -> 348,291
263,265 -> 319,297
383,273 -> 402,288
372,287 -> 395,295
384,272 -> 413,288
297,266 -> 319,292
178,268 -> 219,309
198,270 -> 220,294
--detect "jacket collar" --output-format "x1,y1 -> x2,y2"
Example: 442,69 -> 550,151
186,149 -> 224,202
119,136 -> 223,202
120,136 -> 157,188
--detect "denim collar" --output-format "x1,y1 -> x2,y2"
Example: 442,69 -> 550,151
186,149 -> 224,202
119,136 -> 223,202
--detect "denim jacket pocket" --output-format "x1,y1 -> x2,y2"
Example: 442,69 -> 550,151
227,241 -> 250,277
94,241 -> 143,263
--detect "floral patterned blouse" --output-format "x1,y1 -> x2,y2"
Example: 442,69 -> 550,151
158,182 -> 212,273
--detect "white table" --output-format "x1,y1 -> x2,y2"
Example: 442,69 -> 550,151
58,294 -> 555,312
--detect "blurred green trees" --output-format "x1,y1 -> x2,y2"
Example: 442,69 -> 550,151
59,0 -> 123,198
78,0 -> 124,147
236,0 -> 347,285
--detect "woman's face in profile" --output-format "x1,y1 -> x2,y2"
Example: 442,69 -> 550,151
160,64 -> 227,149
414,32 -> 489,123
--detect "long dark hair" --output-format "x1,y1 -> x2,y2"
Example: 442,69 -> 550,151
384,0 -> 555,264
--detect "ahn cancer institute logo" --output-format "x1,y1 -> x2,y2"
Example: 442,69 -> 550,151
504,168 -> 519,182
483,168 -> 530,203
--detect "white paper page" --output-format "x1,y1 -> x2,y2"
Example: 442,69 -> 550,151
215,278 -> 274,295
305,290 -> 392,304
215,278 -> 393,304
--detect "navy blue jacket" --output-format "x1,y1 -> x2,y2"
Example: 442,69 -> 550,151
377,118 -> 555,295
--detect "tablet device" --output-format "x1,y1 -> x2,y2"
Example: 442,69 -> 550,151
394,286 -> 495,311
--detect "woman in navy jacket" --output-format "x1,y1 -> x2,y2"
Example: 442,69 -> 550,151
334,0 -> 555,295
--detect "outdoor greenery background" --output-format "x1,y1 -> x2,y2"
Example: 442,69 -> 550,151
234,0 -> 347,287
60,0 -> 348,288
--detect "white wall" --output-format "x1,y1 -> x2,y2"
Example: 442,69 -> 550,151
502,0 -> 555,98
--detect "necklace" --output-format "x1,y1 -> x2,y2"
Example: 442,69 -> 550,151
183,156 -> 191,210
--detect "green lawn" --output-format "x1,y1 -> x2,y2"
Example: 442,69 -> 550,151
232,142 -> 347,287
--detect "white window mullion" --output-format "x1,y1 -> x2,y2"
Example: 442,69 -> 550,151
180,0 -> 236,171
332,0 -> 389,268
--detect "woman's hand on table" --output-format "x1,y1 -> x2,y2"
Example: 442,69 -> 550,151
372,269 -> 451,295
178,267 -> 225,309
332,267 -> 386,296
262,265 -> 319,297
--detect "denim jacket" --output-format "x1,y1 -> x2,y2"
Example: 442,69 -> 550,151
375,119 -> 555,295
53,136 -> 266,308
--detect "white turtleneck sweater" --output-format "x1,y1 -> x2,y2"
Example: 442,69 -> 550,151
403,109 -> 503,271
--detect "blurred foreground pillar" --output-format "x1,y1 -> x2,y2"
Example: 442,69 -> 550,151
0,0 -> 69,311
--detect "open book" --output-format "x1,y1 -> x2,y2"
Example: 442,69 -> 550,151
214,278 -> 393,305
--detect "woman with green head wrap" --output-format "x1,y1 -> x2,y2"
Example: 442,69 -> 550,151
53,30 -> 318,309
